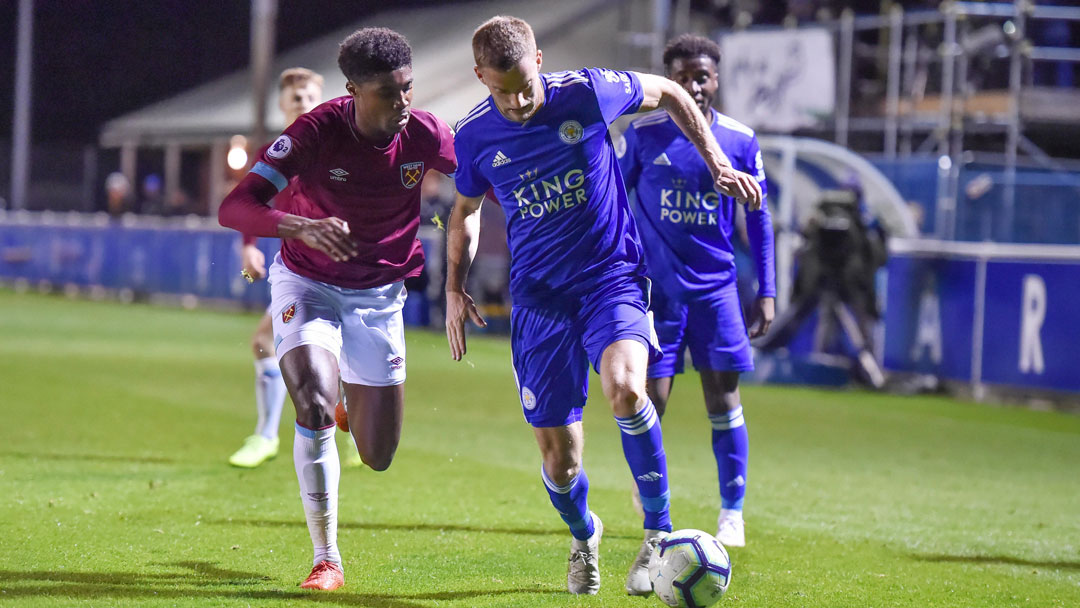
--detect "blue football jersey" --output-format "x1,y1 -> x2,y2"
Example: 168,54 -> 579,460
617,109 -> 775,300
454,68 -> 646,306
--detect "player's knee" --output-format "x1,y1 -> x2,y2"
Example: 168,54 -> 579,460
251,338 -> 273,359
291,381 -> 336,425
544,458 -> 581,487
359,445 -> 396,471
362,453 -> 394,471
251,330 -> 274,358
607,380 -> 646,418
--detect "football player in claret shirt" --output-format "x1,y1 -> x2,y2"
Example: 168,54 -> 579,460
444,16 -> 761,597
617,34 -> 775,549
218,27 -> 456,591
228,67 -> 323,470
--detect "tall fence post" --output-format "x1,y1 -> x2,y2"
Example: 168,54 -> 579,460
1002,1 -> 1027,243
835,9 -> 854,147
885,5 -> 903,159
9,0 -> 34,210
900,21 -> 918,157
939,2 -> 957,158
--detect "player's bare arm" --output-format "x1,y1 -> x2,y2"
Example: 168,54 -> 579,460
634,72 -> 762,210
444,192 -> 487,360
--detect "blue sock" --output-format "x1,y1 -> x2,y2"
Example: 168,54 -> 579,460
615,399 -> 672,532
255,357 -> 287,440
541,466 -> 595,541
709,406 -> 748,511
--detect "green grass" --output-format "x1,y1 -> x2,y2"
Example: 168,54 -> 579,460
1,290 -> 1078,607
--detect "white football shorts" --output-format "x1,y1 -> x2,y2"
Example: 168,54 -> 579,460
268,253 -> 407,386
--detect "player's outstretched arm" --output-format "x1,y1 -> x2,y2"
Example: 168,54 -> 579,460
633,72 -> 762,210
445,192 -> 487,361
220,172 -> 358,262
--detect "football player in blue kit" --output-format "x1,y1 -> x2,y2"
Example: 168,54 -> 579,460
444,17 -> 761,596
617,34 -> 775,549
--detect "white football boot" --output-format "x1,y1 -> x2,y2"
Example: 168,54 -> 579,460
567,513 -> 603,594
626,529 -> 667,595
715,508 -> 745,547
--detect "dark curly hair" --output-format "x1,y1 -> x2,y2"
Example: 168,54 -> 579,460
662,34 -> 721,70
338,27 -> 412,83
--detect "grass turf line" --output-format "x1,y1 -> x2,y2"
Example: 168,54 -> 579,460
0,291 -> 1077,607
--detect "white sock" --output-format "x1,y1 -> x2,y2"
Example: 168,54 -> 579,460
293,423 -> 341,566
254,357 -> 286,439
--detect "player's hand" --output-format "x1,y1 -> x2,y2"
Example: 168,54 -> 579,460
714,166 -> 762,211
748,296 -> 774,339
295,217 -> 359,262
445,290 -> 487,361
241,244 -> 267,280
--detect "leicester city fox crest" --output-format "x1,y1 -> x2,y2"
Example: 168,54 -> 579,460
400,161 -> 424,189
558,120 -> 584,145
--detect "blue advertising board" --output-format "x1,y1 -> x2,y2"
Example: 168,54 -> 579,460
980,261 -> 1080,391
884,239 -> 1080,394
0,212 -> 439,324
882,255 -> 976,381
0,214 -> 275,306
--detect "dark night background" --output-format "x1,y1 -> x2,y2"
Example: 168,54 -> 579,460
2,0 -> 1078,157
0,1 -> 449,144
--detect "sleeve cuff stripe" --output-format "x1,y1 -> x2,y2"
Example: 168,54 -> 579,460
251,162 -> 288,192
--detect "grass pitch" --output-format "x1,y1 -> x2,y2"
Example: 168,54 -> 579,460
1,290 -> 1078,607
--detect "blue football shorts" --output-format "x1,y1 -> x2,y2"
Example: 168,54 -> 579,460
510,275 -> 662,428
647,281 -> 753,378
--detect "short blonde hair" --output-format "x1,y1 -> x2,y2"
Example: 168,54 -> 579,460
472,16 -> 536,70
278,67 -> 324,91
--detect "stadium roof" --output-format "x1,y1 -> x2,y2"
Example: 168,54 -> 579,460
100,0 -> 622,148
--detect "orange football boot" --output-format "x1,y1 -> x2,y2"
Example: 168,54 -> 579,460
300,560 -> 344,590
334,400 -> 349,433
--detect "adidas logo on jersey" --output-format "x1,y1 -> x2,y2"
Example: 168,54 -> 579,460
492,150 -> 511,167
653,153 -> 672,166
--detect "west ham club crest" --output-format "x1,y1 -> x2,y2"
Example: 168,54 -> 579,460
400,162 -> 424,189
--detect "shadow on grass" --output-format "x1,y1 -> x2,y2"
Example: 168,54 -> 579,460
913,553 -> 1080,572
0,450 -> 175,465
0,563 -> 562,607
209,518 -> 638,541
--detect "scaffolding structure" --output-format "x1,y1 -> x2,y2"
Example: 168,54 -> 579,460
616,0 -> 1080,242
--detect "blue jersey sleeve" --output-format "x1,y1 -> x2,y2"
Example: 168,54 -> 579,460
742,135 -> 775,298
584,68 -> 644,126
452,134 -> 490,198
615,124 -> 641,190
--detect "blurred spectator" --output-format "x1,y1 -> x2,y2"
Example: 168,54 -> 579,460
469,199 -> 511,318
138,174 -> 165,215
420,171 -> 454,228
420,172 -> 455,326
162,189 -> 195,216
105,172 -> 133,217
